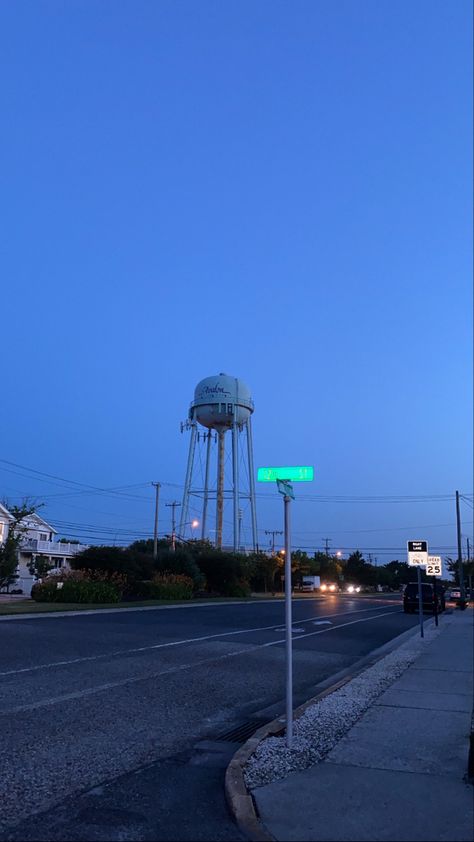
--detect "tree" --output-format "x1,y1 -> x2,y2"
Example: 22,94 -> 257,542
249,552 -> 280,593
28,553 -> 56,581
445,557 -> 473,587
70,545 -> 154,584
376,560 -> 412,590
0,500 -> 42,590
316,552 -> 344,582
0,533 -> 19,591
345,551 -> 376,586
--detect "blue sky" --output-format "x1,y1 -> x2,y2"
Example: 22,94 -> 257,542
1,0 -> 472,563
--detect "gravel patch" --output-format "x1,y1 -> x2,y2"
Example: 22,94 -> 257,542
244,621 -> 444,790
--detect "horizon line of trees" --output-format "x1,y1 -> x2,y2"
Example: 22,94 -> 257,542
1,498 -> 472,595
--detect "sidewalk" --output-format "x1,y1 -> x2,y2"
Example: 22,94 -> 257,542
252,609 -> 474,842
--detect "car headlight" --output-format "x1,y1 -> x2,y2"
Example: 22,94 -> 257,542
356,587 -> 361,593
347,585 -> 354,593
321,584 -> 327,591
329,584 -> 336,592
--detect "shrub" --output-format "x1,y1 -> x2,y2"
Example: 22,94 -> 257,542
31,581 -> 59,602
148,573 -> 194,600
57,580 -> 120,603
192,548 -> 251,596
155,549 -> 205,589
221,579 -> 251,598
31,569 -> 124,603
70,546 -> 153,586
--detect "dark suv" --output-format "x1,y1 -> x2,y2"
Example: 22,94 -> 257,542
403,582 -> 445,614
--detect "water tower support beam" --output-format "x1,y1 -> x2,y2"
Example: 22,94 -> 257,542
179,422 -> 197,537
246,417 -> 258,551
216,430 -> 225,548
232,421 -> 239,553
201,430 -> 212,540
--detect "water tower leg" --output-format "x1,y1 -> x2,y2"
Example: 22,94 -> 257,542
246,417 -> 258,551
179,422 -> 197,537
201,430 -> 212,540
232,421 -> 239,553
216,430 -> 225,549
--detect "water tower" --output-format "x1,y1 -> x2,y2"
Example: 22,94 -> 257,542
179,374 -> 258,551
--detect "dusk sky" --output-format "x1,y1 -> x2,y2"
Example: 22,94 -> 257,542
1,1 -> 472,564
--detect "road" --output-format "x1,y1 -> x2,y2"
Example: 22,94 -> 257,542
0,594 -> 420,841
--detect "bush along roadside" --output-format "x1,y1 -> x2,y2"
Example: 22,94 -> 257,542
31,569 -> 125,604
146,573 -> 194,600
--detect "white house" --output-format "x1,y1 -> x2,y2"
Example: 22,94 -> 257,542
0,506 -> 89,595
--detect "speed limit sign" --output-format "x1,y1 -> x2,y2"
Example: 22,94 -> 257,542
427,555 -> 442,577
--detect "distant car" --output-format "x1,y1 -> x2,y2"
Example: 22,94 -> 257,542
345,584 -> 361,594
403,582 -> 445,614
449,587 -> 471,603
320,583 -> 339,593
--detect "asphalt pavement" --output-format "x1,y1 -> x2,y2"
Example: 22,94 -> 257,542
0,594 -> 420,840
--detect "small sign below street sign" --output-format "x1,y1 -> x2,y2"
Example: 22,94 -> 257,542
407,540 -> 428,567
277,479 -> 294,499
427,555 -> 442,577
258,466 -> 314,482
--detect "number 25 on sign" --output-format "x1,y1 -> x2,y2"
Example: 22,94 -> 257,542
427,556 -> 442,577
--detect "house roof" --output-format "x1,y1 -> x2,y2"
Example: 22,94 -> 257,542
19,512 -> 58,534
0,502 -> 15,521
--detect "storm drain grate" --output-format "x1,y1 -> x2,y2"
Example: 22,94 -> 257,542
215,719 -> 267,744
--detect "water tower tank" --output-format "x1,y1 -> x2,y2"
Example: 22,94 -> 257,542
191,373 -> 254,430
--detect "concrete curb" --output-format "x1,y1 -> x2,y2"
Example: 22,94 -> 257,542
225,617 -> 436,842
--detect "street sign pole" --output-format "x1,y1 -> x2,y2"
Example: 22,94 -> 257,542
433,576 -> 438,627
417,566 -> 424,638
408,541 -> 428,639
258,467 -> 314,750
284,492 -> 293,748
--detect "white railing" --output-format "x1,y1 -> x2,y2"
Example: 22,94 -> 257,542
20,539 -> 88,556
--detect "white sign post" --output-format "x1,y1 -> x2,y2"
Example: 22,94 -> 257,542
407,541 -> 428,638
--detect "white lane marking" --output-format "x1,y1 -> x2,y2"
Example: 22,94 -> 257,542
274,627 -> 306,633
313,620 -> 332,625
1,610 -> 401,714
0,604 -> 400,678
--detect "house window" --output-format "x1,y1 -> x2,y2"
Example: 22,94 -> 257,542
39,533 -> 48,541
0,523 -> 4,541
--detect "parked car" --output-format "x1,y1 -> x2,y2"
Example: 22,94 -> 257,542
449,587 -> 471,604
403,582 -> 445,614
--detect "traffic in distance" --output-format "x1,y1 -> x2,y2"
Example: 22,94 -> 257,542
300,575 -> 470,614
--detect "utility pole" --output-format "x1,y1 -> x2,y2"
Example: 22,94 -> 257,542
152,482 -> 161,560
322,538 -> 332,557
467,537 -> 472,595
265,529 -> 283,554
166,501 -> 181,552
455,491 -> 466,608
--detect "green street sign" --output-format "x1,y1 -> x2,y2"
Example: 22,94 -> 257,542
277,479 -> 295,499
257,466 -> 314,483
